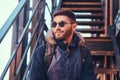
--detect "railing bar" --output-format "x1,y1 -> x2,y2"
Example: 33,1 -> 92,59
46,3 -> 52,19
54,0 -> 63,11
0,0 -> 27,78
22,21 -> 45,80
0,0 -> 27,43
0,45 -> 19,80
0,0 -> 41,79
14,6 -> 45,79
17,0 -> 42,44
114,9 -> 120,27
22,0 -> 63,79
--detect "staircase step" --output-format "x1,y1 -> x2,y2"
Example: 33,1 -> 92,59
95,68 -> 118,74
76,28 -> 104,33
62,2 -> 103,7
61,7 -> 103,13
63,0 -> 102,2
75,14 -> 104,20
85,37 -> 114,51
91,51 -> 114,56
77,21 -> 104,26
85,37 -> 112,42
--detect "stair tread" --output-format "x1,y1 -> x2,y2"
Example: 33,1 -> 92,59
85,37 -> 112,41
62,2 -> 103,6
63,0 -> 102,2
76,28 -> 104,33
95,68 -> 118,74
91,51 -> 114,56
77,21 -> 104,26
75,14 -> 104,19
61,7 -> 103,12
61,7 -> 103,10
85,37 -> 114,51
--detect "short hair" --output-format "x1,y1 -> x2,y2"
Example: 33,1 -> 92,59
53,10 -> 76,23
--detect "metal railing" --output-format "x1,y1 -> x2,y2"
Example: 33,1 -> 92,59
0,0 -> 62,80
0,0 -> 27,43
22,1 -> 62,80
1,0 -> 120,80
0,0 -> 44,79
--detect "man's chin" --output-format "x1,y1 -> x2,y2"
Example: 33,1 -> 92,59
55,37 -> 64,41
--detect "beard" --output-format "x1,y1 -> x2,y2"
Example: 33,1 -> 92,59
53,27 -> 72,41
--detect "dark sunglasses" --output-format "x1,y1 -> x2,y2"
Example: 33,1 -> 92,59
52,21 -> 72,28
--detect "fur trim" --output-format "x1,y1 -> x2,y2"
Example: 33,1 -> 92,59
45,29 -> 56,45
45,30 -> 85,46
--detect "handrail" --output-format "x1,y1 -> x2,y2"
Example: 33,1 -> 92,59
22,0 -> 63,79
109,1 -> 120,76
0,0 -> 63,80
55,0 -> 63,11
46,3 -> 52,18
22,19 -> 45,80
14,1 -> 46,79
0,0 -> 27,79
108,25 -> 120,76
114,9 -> 120,32
22,2 -> 48,80
0,0 -> 42,79
0,0 -> 27,43
45,0 -> 63,21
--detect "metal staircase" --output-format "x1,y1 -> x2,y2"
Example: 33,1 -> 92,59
61,0 -> 104,35
0,0 -> 120,80
60,0 -> 119,80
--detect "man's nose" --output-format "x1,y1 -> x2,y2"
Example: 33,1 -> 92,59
55,24 -> 61,28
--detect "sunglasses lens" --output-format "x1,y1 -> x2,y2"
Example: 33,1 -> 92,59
52,21 -> 66,28
52,22 -> 57,27
59,21 -> 65,27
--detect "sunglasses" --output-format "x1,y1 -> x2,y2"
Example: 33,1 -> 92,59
52,21 -> 72,28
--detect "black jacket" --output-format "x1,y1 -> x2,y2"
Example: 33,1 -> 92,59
29,31 -> 96,80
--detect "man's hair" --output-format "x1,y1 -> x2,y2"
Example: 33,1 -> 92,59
53,10 -> 76,23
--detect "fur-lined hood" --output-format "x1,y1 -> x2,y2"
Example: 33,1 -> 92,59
45,29 -> 56,46
45,29 -> 85,46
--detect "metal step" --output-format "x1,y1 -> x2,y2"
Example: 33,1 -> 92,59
62,0 -> 102,2
76,28 -> 104,34
77,21 -> 104,26
75,14 -> 104,20
95,68 -> 118,74
62,2 -> 103,7
91,51 -> 114,56
61,7 -> 103,13
85,37 -> 114,51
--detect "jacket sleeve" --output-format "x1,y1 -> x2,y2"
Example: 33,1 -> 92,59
28,45 -> 48,80
80,47 -> 96,80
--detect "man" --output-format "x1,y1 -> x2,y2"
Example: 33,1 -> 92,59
29,10 -> 95,80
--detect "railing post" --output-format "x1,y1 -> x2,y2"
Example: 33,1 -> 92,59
30,0 -> 38,54
10,0 -> 30,80
20,0 -> 30,79
10,18 -> 19,80
104,0 -> 109,36
10,6 -> 24,80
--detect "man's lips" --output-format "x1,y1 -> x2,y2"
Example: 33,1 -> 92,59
56,31 -> 63,35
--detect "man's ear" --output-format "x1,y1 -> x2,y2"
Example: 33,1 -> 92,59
72,23 -> 77,31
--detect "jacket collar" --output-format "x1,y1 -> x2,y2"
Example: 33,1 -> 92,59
45,30 -> 81,50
